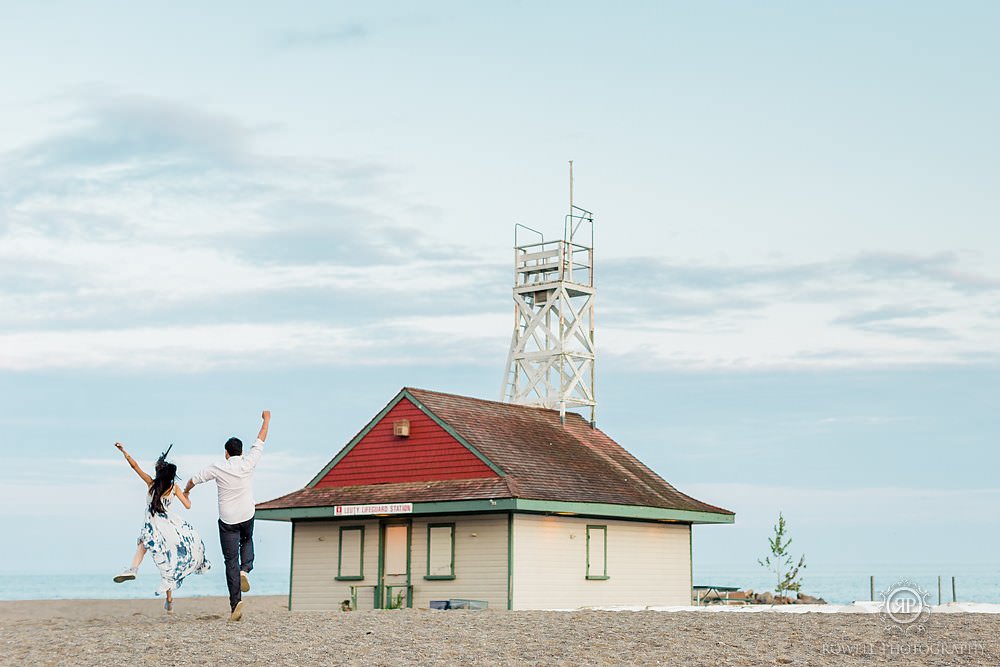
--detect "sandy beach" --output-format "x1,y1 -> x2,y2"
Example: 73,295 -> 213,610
2,596 -> 1000,666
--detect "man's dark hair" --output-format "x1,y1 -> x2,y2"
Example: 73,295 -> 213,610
225,437 -> 243,457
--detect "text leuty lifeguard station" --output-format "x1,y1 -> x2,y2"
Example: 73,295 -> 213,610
256,177 -> 734,610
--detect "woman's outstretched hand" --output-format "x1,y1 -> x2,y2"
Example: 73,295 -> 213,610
117,442 -> 153,485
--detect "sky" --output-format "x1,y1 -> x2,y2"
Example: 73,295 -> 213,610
2,1 -> 999,586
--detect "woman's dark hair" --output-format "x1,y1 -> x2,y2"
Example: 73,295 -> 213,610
149,459 -> 177,516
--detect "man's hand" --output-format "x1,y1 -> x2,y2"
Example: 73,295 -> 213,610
115,442 -> 126,454
262,410 -> 271,422
184,479 -> 195,494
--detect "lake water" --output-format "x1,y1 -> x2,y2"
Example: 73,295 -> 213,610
695,563 -> 1000,605
3,565 -> 999,605
0,569 -> 290,601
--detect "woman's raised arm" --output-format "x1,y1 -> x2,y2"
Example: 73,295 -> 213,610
115,442 -> 153,486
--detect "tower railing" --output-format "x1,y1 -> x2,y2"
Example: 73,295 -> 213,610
514,240 -> 593,290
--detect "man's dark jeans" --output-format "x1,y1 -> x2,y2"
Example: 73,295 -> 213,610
219,517 -> 254,610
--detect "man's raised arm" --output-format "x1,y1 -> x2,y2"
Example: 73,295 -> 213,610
258,410 -> 270,443
244,410 -> 270,469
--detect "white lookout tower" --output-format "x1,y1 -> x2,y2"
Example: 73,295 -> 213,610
501,162 -> 596,425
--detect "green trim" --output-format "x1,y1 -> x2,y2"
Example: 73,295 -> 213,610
688,523 -> 694,603
257,498 -> 734,524
513,500 -> 734,524
305,389 -> 505,489
376,523 -> 385,609
288,521 -> 295,611
403,391 -> 506,477
507,512 -> 514,610
586,525 -> 608,579
335,525 -> 365,581
406,520 -> 412,608
424,522 -> 455,580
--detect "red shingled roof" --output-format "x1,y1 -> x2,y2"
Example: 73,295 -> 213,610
256,387 -> 732,517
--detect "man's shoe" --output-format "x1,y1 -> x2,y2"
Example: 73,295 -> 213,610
229,600 -> 245,622
240,570 -> 250,593
113,568 -> 137,583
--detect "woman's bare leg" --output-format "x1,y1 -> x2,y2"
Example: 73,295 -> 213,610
165,588 -> 174,611
130,542 -> 147,570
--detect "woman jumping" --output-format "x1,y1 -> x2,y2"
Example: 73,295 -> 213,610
112,442 -> 211,611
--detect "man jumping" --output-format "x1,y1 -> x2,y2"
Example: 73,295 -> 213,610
185,410 -> 270,621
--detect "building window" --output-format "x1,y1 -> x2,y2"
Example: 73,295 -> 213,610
335,526 -> 365,581
424,523 -> 456,580
586,525 -> 609,580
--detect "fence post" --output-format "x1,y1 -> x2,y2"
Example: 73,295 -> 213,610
870,575 -> 874,602
938,576 -> 942,605
952,576 -> 956,603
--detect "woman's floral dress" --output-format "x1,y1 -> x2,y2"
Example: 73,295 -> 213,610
138,492 -> 211,596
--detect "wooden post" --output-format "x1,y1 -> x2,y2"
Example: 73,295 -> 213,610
938,576 -> 942,605
952,576 -> 957,603
870,575 -> 874,602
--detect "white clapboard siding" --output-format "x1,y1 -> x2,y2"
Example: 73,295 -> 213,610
290,520 -> 379,611
512,515 -> 691,609
410,515 -> 509,610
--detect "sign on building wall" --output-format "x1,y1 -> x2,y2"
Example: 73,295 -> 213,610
334,503 -> 414,516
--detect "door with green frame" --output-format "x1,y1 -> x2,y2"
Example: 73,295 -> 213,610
378,521 -> 411,608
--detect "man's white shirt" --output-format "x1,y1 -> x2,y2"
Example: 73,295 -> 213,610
191,438 -> 264,525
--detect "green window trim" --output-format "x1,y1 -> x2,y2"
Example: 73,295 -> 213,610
424,522 -> 456,580
335,525 -> 365,581
586,524 -> 608,580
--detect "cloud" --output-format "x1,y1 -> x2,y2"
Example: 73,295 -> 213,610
0,94 -> 489,327
2,93 -> 998,373
8,95 -> 254,174
849,252 -> 1000,294
278,23 -> 369,49
832,305 -> 951,327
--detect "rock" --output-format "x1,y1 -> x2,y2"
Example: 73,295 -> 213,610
755,591 -> 775,605
795,593 -> 827,605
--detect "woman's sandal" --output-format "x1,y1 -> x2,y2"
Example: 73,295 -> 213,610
164,599 -> 173,613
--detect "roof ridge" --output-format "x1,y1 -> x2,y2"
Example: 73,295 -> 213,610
405,386 -> 592,421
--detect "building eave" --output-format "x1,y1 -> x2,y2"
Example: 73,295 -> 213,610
255,498 -> 735,525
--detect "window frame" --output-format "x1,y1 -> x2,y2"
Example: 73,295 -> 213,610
585,524 -> 609,580
335,525 -> 366,581
424,522 -> 456,580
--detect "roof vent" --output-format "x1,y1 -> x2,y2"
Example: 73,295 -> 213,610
393,420 -> 410,437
